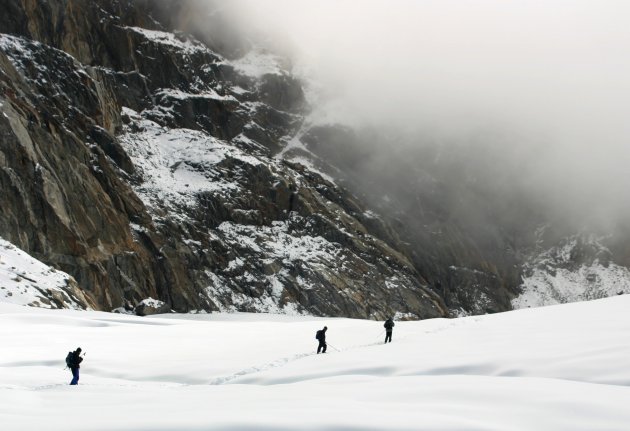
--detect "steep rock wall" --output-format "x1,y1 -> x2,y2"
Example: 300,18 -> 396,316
0,0 -> 447,319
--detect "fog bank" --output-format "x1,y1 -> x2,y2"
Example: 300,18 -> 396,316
205,1 -> 630,227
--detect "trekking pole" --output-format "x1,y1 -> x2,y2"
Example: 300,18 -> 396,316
327,343 -> 341,352
375,330 -> 385,340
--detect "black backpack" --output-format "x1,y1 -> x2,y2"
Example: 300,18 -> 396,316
65,351 -> 74,368
315,330 -> 322,340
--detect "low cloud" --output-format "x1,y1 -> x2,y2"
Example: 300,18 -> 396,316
198,0 -> 630,229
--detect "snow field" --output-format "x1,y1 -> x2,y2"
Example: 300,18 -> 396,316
1,296 -> 630,430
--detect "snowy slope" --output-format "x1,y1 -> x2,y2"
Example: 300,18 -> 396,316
1,296 -> 630,430
0,238 -> 91,310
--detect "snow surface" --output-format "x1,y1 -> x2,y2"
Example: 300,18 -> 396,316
1,296 -> 630,430
0,238 -> 85,309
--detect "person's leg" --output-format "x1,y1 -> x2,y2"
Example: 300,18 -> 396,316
70,368 -> 79,385
322,343 -> 327,353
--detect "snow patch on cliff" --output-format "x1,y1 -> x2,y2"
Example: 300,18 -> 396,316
155,88 -> 237,103
0,238 -> 86,309
119,108 -> 259,211
204,269 -> 305,316
0,33 -> 37,62
124,26 -> 210,55
217,220 -> 341,266
513,236 -> 630,308
230,48 -> 285,77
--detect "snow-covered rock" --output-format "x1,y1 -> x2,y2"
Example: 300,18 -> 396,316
134,297 -> 170,316
514,235 -> 630,308
0,238 -> 93,310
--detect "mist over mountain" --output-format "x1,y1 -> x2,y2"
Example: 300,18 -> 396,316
220,1 -> 630,222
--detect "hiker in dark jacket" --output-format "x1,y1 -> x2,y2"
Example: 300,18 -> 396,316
316,326 -> 328,354
68,347 -> 83,385
384,318 -> 395,343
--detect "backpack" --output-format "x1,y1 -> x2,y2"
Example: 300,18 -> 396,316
65,351 -> 74,368
315,330 -> 322,340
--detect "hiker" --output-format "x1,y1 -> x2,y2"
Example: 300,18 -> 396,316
316,326 -> 328,354
66,347 -> 84,385
384,317 -> 395,343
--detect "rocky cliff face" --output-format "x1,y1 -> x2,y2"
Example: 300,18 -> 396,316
0,0 -> 446,319
513,232 -> 630,308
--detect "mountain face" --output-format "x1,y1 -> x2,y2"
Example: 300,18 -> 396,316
0,0 -> 446,319
0,0 -> 628,318
513,233 -> 630,308
299,122 -> 630,315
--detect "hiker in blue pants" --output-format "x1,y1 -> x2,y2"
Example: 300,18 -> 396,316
66,347 -> 84,385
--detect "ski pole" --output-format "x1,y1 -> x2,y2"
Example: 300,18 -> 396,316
327,343 -> 340,352
375,330 -> 385,339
